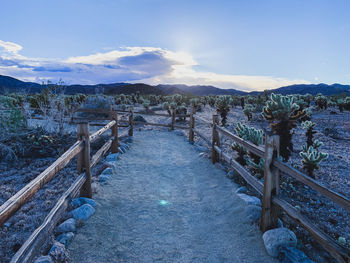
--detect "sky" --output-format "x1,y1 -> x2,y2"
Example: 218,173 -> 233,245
0,0 -> 349,91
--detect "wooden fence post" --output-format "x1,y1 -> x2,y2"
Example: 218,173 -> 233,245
261,133 -> 280,232
129,108 -> 134,137
77,122 -> 92,198
171,109 -> 175,130
189,106 -> 195,143
111,107 -> 119,153
211,114 -> 220,164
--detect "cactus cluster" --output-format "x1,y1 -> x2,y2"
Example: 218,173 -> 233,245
243,104 -> 255,121
216,95 -> 232,126
262,93 -> 305,161
232,123 -> 264,177
300,144 -> 328,178
315,94 -> 328,110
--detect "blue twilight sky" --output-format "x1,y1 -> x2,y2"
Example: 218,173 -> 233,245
0,0 -> 349,91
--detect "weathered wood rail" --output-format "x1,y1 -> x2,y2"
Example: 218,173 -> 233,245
194,113 -> 350,263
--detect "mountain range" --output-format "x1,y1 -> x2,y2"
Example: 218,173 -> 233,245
0,74 -> 349,96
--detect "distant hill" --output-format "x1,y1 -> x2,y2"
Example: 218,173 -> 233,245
0,74 -> 349,96
157,84 -> 247,96
250,83 -> 350,96
0,75 -> 42,93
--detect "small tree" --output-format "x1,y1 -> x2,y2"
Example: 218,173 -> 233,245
262,93 -> 305,161
216,95 -> 232,126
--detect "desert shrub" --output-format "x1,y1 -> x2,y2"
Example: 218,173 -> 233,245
315,94 -> 328,110
243,104 -> 254,121
0,95 -> 26,131
262,93 -> 305,161
216,95 -> 232,126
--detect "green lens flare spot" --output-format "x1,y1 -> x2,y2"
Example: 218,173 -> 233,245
158,200 -> 169,206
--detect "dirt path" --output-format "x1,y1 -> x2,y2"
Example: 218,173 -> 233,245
68,130 -> 276,263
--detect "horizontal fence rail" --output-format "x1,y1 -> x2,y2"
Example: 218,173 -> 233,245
0,140 -> 84,226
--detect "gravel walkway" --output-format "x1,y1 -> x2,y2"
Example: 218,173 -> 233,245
68,130 -> 275,263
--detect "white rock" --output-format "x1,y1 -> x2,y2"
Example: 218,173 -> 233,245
34,255 -> 53,263
262,228 -> 297,257
237,194 -> 261,206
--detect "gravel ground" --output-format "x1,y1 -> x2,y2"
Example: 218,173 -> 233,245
68,130 -> 276,263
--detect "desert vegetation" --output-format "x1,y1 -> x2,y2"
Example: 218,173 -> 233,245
1,84 -> 350,262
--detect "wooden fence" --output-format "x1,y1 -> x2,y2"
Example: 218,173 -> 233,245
0,108 -> 133,262
193,113 -> 350,263
0,106 -> 349,262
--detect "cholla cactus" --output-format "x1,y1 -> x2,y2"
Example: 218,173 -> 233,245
162,102 -> 171,115
172,94 -> 183,105
190,98 -> 201,111
208,96 -> 216,107
246,158 -> 264,179
243,104 -> 254,121
337,99 -> 344,112
262,93 -> 305,161
234,122 -> 263,146
176,103 -> 187,120
315,94 -> 328,110
216,95 -> 232,126
301,139 -> 323,152
300,145 -> 328,178
232,123 -> 264,175
343,97 -> 350,111
170,101 -> 177,110
301,121 -> 316,148
142,99 -> 150,111
240,97 -> 245,109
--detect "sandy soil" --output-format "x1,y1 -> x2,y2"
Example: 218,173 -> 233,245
68,130 -> 276,263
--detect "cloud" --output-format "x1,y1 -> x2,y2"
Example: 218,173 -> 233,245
0,40 -> 22,54
0,40 -> 310,91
